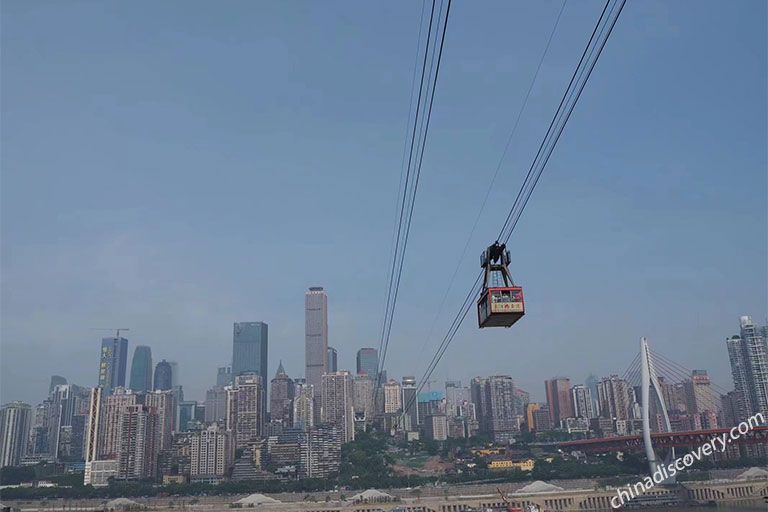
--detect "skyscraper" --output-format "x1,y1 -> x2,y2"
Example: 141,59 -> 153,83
190,425 -> 234,478
356,348 -> 378,378
270,362 -> 295,426
48,376 -> 67,395
293,380 -> 314,429
233,374 -> 266,448
216,366 -> 233,388
154,360 -> 173,391
327,347 -> 338,373
305,287 -> 328,410
0,401 -> 32,468
129,346 -> 153,392
485,375 -> 517,443
321,371 -> 355,443
401,376 -> 418,431
597,375 -> 632,420
570,384 -> 596,419
117,404 -> 160,480
144,390 -> 175,450
384,379 -> 402,414
545,378 -> 573,425
727,316 -> 768,418
232,322 -> 269,398
352,374 -> 374,421
98,337 -> 128,395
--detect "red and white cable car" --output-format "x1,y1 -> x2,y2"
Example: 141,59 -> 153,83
477,242 -> 524,328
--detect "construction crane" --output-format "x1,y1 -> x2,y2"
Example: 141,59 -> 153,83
90,327 -> 130,338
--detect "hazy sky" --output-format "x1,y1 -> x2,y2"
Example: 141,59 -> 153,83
2,0 -> 766,406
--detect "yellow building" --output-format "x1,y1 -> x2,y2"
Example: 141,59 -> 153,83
487,458 -> 535,471
163,475 -> 187,484
526,403 -> 539,431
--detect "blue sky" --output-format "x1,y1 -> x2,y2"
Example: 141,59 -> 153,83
2,0 -> 766,405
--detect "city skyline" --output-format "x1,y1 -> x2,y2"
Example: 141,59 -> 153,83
2,310 -> 767,407
2,0 -> 766,414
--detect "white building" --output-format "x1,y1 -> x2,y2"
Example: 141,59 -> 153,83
190,425 -> 234,478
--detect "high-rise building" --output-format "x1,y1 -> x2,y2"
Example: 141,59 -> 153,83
293,380 -> 314,429
205,387 -> 228,424
485,376 -> 517,443
84,388 -> 102,464
144,390 -> 175,450
401,376 -> 418,431
99,387 -> 140,460
216,366 -> 233,388
232,322 -> 269,398
48,376 -> 67,395
0,401 -> 32,468
269,362 -> 295,426
305,287 -> 328,410
117,404 -> 160,480
545,378 -> 573,424
597,376 -> 632,420
683,370 -> 719,414
356,348 -> 378,378
424,414 -> 448,441
570,385 -> 596,419
154,360 -> 173,391
512,388 -> 530,417
128,346 -> 153,393
584,374 -> 601,417
233,374 -> 266,448
48,384 -> 90,459
327,347 -> 338,373
301,424 -> 341,478
525,403 -> 539,432
352,374 -> 374,421
98,337 -> 128,396
727,316 -> 768,418
190,425 -> 234,478
321,371 -> 355,443
470,377 -> 489,433
384,380 -> 402,414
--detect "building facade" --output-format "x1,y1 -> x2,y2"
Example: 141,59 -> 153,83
321,371 -> 355,443
305,287 -> 328,413
154,360 -> 173,391
190,425 -> 233,478
232,322 -> 269,398
128,345 -> 153,392
233,374 -> 265,448
0,401 -> 32,468
727,316 -> 768,418
545,378 -> 573,424
269,362 -> 295,427
98,337 -> 128,396
356,348 -> 378,378
327,347 -> 338,373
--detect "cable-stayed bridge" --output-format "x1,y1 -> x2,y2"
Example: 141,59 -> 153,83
559,338 -> 767,472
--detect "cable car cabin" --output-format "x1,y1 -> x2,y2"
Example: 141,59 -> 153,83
478,242 -> 525,328
477,286 -> 524,328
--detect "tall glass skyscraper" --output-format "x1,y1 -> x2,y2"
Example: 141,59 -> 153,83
232,322 -> 269,397
98,337 -> 128,395
356,348 -> 378,377
327,347 -> 338,373
154,360 -> 173,391
129,345 -> 153,392
305,288 -> 328,403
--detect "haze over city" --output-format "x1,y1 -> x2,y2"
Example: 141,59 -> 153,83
2,0 -> 766,415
